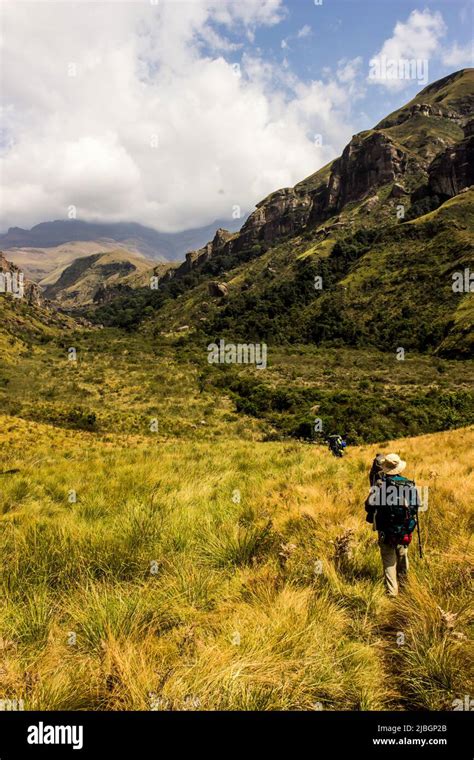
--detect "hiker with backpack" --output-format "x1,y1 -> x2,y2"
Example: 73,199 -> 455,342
365,453 -> 420,597
327,434 -> 347,458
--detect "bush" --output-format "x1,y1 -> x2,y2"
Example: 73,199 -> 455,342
213,372 -> 474,443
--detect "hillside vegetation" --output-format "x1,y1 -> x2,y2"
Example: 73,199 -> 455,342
0,329 -> 473,443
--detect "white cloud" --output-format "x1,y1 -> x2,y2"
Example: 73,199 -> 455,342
368,9 -> 446,90
297,24 -> 312,39
336,57 -> 365,100
282,23 -> 312,52
337,56 -> 362,83
442,41 -> 473,68
0,0 -> 357,233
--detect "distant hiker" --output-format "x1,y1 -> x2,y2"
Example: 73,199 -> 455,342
327,434 -> 347,458
365,453 -> 420,597
369,453 -> 385,486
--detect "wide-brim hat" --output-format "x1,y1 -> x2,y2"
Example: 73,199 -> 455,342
381,453 -> 406,475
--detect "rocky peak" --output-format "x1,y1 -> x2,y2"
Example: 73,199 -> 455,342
213,228 -> 233,247
183,241 -> 213,272
166,70 -> 474,282
327,131 -> 408,211
180,227 -> 234,274
172,130 -> 416,276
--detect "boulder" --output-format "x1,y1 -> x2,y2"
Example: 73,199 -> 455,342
390,183 -> 408,198
208,281 -> 228,298
361,195 -> 379,213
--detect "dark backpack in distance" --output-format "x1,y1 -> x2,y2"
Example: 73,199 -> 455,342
327,435 -> 345,457
375,474 -> 419,546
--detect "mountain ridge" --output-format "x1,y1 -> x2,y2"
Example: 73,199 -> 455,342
0,216 -> 246,263
86,68 -> 473,357
169,68 -> 473,275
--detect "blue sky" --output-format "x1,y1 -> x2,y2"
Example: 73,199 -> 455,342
1,0 -> 473,233
212,0 -> 473,130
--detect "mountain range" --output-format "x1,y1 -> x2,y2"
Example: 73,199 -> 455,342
0,218 -> 247,261
1,68 -> 473,357
87,68 -> 474,358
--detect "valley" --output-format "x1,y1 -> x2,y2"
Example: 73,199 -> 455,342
0,67 -> 473,713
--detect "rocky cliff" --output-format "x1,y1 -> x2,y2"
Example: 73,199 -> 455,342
428,119 -> 474,197
178,228 -> 235,274
177,69 -> 473,277
326,132 -> 410,210
88,69 -> 473,357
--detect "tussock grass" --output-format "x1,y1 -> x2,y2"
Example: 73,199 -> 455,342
0,414 -> 472,710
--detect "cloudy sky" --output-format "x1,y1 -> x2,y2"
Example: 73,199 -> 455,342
0,0 -> 472,233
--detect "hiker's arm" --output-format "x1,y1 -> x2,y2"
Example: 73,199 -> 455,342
365,492 -> 375,523
365,483 -> 381,523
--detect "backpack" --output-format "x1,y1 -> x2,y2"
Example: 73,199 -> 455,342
374,474 -> 419,546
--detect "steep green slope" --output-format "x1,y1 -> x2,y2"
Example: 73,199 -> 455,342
137,190 -> 472,358
377,68 -> 474,129
303,190 -> 474,355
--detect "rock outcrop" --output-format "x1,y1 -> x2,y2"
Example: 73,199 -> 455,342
0,251 -> 44,306
236,187 -> 314,248
208,281 -> 228,298
377,102 -> 462,130
181,228 -> 234,273
327,132 -> 409,211
428,119 -> 474,198
167,69 -> 473,282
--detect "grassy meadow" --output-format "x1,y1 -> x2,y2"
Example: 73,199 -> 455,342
1,327 -> 473,442
0,408 -> 472,711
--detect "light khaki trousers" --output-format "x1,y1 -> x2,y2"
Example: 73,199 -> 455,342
379,537 -> 409,596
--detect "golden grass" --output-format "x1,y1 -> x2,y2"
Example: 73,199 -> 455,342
0,416 -> 472,710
